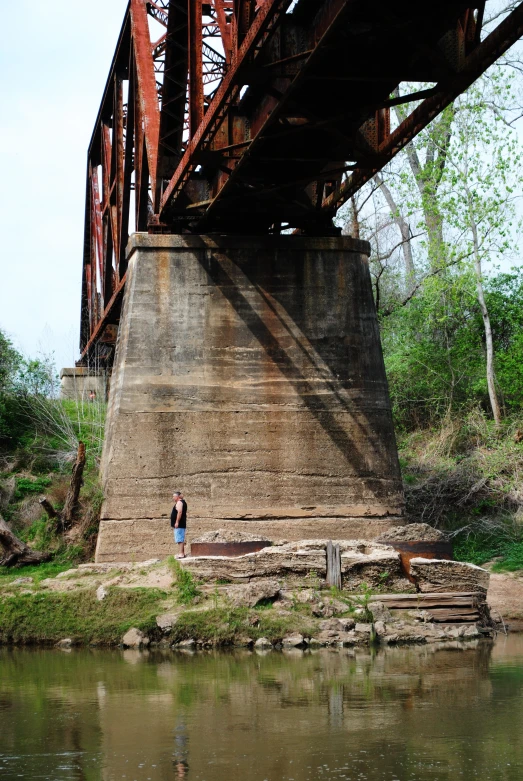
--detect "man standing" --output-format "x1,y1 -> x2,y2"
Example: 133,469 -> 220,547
171,491 -> 188,559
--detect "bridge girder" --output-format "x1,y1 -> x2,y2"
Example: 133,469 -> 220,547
80,0 -> 523,359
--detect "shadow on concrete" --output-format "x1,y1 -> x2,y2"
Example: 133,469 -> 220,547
197,244 -> 399,495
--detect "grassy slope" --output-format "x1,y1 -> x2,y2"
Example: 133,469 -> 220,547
0,398 -> 105,566
0,557 -> 325,646
398,411 -> 523,571
0,588 -> 164,645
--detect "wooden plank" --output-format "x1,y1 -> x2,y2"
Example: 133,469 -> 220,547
427,608 -> 479,618
428,610 -> 480,623
326,540 -> 341,589
371,592 -> 479,601
387,599 -> 476,609
370,593 -> 482,609
377,599 -> 475,609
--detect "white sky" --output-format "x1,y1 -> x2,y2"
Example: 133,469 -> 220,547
0,0 -> 128,370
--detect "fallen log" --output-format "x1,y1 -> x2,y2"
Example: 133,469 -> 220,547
0,514 -> 51,567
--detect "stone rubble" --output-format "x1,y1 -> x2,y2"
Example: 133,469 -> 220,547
156,614 -> 178,633
224,579 -> 281,608
121,628 -> 149,648
181,541 -> 327,583
96,585 -> 107,601
378,523 -> 448,542
282,633 -> 305,648
409,558 -> 490,593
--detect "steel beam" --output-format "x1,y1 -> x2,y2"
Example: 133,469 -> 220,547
323,1 -> 523,212
79,0 -> 523,356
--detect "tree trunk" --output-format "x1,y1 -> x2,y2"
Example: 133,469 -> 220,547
393,94 -> 453,272
39,498 -> 58,520
470,212 -> 502,426
0,514 -> 51,567
60,442 -> 86,529
374,173 -> 415,288
350,196 -> 360,239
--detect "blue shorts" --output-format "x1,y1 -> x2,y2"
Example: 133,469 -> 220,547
174,528 -> 186,543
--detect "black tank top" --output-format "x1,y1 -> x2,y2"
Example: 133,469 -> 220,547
171,499 -> 187,528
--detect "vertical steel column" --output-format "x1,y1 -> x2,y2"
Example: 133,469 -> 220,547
213,0 -> 233,62
236,0 -> 255,48
189,0 -> 204,137
130,0 -> 160,202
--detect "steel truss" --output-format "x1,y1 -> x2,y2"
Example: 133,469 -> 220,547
81,0 -> 523,358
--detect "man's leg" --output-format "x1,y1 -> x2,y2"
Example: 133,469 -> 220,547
175,529 -> 186,558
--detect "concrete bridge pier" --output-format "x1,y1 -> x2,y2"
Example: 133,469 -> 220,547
95,234 -> 403,562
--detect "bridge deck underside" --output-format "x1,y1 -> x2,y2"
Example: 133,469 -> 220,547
173,0 -> 479,234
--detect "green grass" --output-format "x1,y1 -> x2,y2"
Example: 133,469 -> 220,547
171,606 -> 316,646
453,535 -> 504,566
0,562 -> 70,585
397,413 -> 523,573
0,547 -> 88,585
454,534 -> 523,572
0,587 -> 320,648
13,476 -> 52,501
491,542 -> 523,572
167,557 -> 201,604
0,587 -> 165,645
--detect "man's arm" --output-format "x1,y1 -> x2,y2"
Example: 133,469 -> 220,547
175,500 -> 183,528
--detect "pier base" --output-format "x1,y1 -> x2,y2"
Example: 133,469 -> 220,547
96,234 -> 403,562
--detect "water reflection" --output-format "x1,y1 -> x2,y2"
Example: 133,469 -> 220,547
0,636 -> 523,780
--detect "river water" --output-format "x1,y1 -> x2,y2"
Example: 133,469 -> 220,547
1,635 -> 523,781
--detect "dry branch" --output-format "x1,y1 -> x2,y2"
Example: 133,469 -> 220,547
39,441 -> 87,533
60,442 -> 86,529
39,498 -> 58,520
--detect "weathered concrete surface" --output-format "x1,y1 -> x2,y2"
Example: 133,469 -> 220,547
340,546 -> 408,591
180,541 -> 327,583
410,558 -> 490,593
175,538 -> 412,590
60,367 -> 108,402
97,234 -> 403,562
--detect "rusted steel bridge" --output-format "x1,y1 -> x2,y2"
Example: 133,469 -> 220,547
80,0 -> 523,361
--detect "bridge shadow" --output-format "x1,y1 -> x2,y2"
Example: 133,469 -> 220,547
196,243 -> 398,499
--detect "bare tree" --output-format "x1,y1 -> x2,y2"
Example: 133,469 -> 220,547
374,172 -> 415,289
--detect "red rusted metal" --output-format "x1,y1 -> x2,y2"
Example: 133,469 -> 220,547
80,0 -> 523,359
324,1 -> 523,213
129,0 -> 160,198
214,0 -> 233,62
159,0 -> 293,214
384,541 -> 454,583
189,0 -> 204,137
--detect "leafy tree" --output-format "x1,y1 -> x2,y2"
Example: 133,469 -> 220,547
0,332 -> 23,443
341,62 -> 523,429
0,329 -> 59,448
438,75 -> 522,425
